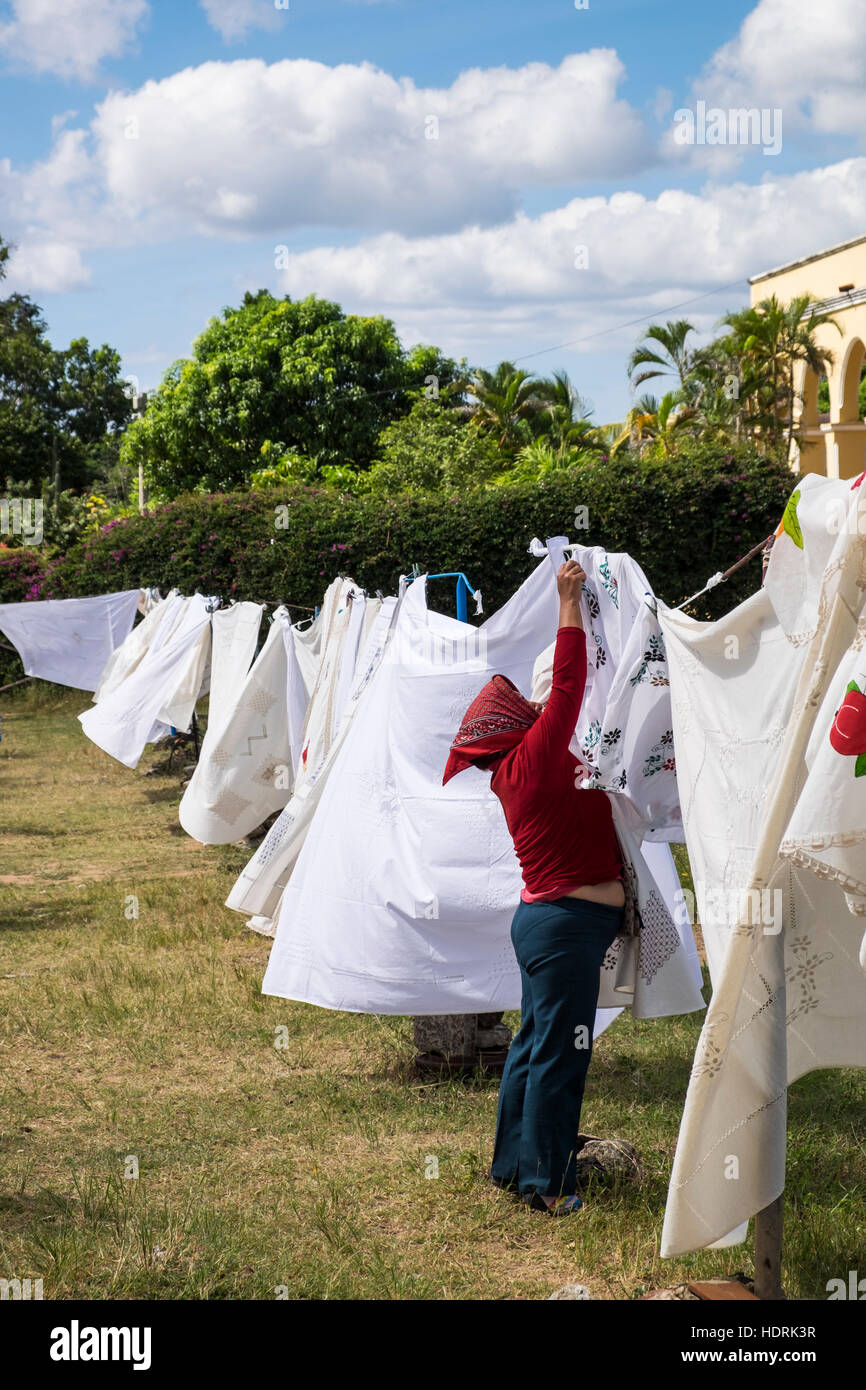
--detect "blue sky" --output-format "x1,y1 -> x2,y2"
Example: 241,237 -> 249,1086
2,0 -> 865,424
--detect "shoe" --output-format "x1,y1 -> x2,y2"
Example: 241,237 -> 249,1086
524,1191 -> 583,1216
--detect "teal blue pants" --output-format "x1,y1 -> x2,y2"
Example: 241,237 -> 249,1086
490,896 -> 623,1197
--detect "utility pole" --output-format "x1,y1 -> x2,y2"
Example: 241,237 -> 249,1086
132,391 -> 148,513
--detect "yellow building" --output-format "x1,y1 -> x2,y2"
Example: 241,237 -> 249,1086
749,234 -> 866,479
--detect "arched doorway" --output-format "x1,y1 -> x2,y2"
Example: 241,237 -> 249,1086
827,337 -> 866,478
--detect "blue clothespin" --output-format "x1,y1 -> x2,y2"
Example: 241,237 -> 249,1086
406,570 -> 482,619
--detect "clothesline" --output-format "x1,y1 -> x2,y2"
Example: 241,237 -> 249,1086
673,530 -> 777,612
193,569 -> 384,617
183,592 -> 319,615
558,529 -> 776,615
0,526 -> 775,702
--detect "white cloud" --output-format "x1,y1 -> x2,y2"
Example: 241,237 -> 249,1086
0,51 -> 652,301
0,129 -> 99,237
5,38 -> 866,368
199,0 -> 283,42
690,0 -> 866,139
0,0 -> 149,82
269,158 -> 866,352
4,238 -> 91,293
82,52 -> 649,238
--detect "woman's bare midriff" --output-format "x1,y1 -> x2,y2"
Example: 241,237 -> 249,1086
563,878 -> 626,909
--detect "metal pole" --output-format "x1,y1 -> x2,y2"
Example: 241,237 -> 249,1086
754,1195 -> 785,1299
138,461 -> 144,515
456,576 -> 468,622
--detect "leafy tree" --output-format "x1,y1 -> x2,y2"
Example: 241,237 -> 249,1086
781,298 -> 843,456
505,436 -> 606,482
0,235 -> 132,498
532,370 -> 606,456
0,292 -> 58,486
122,291 -> 462,497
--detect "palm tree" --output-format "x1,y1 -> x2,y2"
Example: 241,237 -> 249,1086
687,339 -> 764,441
627,320 -> 696,394
721,294 -> 840,455
611,391 -> 696,457
534,370 -> 607,455
468,362 -> 548,452
611,393 -> 658,455
721,298 -> 788,450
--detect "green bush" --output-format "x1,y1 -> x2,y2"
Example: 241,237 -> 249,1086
0,443 -> 796,627
360,398 -> 503,493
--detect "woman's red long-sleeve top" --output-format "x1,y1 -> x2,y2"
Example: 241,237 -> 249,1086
490,626 -> 623,901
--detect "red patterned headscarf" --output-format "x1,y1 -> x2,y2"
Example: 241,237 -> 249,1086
442,674 -> 540,784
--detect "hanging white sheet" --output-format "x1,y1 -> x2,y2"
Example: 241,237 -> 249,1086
208,602 -> 265,736
138,587 -> 162,616
78,594 -> 213,768
292,608 -> 325,698
179,608 -> 297,844
284,622 -> 310,775
227,597 -> 399,927
0,589 -> 141,692
293,577 -> 365,793
93,590 -> 180,704
659,472 -> 866,1258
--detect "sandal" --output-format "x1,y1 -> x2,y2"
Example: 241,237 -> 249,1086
524,1191 -> 583,1216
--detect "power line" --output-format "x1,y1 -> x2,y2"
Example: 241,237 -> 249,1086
511,278 -> 749,364
133,276 -> 753,418
313,276 -> 751,399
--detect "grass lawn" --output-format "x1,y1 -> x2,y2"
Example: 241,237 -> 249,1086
1,686 -> 863,1300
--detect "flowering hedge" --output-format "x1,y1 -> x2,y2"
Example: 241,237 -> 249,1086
0,546 -> 47,604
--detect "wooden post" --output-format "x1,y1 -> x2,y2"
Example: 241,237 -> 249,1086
754,1195 -> 785,1299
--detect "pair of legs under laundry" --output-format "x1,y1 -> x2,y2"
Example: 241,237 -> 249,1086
490,896 -> 623,1204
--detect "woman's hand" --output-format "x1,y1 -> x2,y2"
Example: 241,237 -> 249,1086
557,559 -> 586,630
557,559 -> 586,601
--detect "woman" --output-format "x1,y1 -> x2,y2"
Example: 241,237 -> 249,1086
442,559 -> 624,1215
